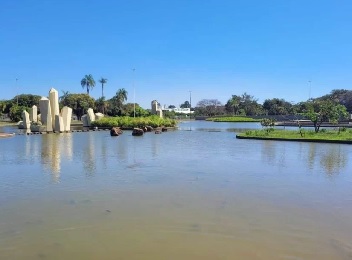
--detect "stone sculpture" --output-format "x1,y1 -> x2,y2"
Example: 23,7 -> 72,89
82,115 -> 89,127
95,112 -> 104,121
22,110 -> 30,129
87,108 -> 95,126
49,88 -> 59,128
29,105 -> 37,123
61,106 -> 72,131
39,97 -> 53,132
54,115 -> 64,133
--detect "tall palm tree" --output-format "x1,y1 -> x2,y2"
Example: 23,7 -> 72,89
59,90 -> 70,102
116,88 -> 128,104
98,77 -> 108,98
81,74 -> 95,95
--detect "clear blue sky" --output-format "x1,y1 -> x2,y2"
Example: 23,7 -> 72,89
1,0 -> 352,108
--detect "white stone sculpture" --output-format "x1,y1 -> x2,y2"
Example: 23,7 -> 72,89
95,112 -> 104,121
49,88 -> 59,128
39,97 -> 53,132
54,115 -> 64,133
29,105 -> 37,123
61,106 -> 72,131
82,115 -> 89,127
22,110 -> 30,129
87,108 -> 95,126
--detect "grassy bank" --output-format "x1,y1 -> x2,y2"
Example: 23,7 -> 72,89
238,128 -> 352,141
0,121 -> 17,127
206,116 -> 260,122
91,116 -> 177,128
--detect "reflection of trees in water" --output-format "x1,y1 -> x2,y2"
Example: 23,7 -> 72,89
320,146 -> 347,176
306,143 -> 347,176
83,132 -> 95,177
261,141 -> 276,165
261,141 -> 287,168
307,143 -> 317,170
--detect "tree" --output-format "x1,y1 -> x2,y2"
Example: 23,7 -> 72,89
121,103 -> 149,117
60,93 -> 95,120
263,98 -> 293,115
225,95 -> 241,115
317,89 -> 352,112
59,90 -> 70,102
12,94 -> 41,108
107,88 -> 128,116
81,74 -> 95,95
98,77 -> 108,98
9,105 -> 28,122
180,101 -> 190,108
95,97 -> 107,114
305,100 -> 348,133
168,105 -> 176,109
195,99 -> 224,116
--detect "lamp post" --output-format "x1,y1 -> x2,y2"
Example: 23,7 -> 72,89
16,78 -> 18,105
308,80 -> 312,100
132,68 -> 136,118
189,90 -> 192,120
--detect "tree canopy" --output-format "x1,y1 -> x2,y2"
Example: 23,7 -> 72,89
81,74 -> 95,95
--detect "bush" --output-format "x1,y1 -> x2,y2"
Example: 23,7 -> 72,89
91,116 -> 177,128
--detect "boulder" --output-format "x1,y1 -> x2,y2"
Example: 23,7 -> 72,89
162,127 -> 168,132
146,126 -> 153,132
110,127 -> 123,136
155,130 -> 161,134
132,128 -> 144,136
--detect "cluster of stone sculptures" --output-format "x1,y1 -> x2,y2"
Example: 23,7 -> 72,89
19,88 -> 104,133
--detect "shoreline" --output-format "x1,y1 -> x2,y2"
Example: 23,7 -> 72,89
236,135 -> 352,144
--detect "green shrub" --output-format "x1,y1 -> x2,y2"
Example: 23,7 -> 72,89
91,116 -> 177,128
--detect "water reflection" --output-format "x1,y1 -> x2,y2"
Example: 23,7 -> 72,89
320,146 -> 347,176
40,134 -> 73,182
82,133 -> 96,177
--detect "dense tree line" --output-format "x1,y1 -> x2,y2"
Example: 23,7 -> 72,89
194,89 -> 352,117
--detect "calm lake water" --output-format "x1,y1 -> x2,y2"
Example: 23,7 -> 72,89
1,121 -> 352,260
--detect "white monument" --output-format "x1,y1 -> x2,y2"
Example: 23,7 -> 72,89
54,115 -> 64,133
22,110 -> 30,129
87,108 -> 95,126
151,100 -> 163,118
29,105 -> 37,123
39,97 -> 53,132
82,115 -> 89,127
49,88 -> 59,128
95,112 -> 104,121
61,106 -> 72,131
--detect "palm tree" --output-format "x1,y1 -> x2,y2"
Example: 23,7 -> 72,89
81,74 -> 95,95
59,90 -> 70,102
116,88 -> 128,103
98,77 -> 108,98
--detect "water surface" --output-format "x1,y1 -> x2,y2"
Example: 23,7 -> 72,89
1,121 -> 352,259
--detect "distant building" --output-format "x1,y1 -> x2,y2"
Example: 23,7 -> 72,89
151,100 -> 163,118
162,107 -> 193,114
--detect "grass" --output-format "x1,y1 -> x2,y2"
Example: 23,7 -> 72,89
238,128 -> 352,141
91,115 -> 177,129
0,121 -> 17,127
206,116 -> 260,122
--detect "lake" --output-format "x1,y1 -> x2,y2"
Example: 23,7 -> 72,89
1,121 -> 352,260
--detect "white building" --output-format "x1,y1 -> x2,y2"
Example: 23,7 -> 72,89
162,106 -> 194,114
